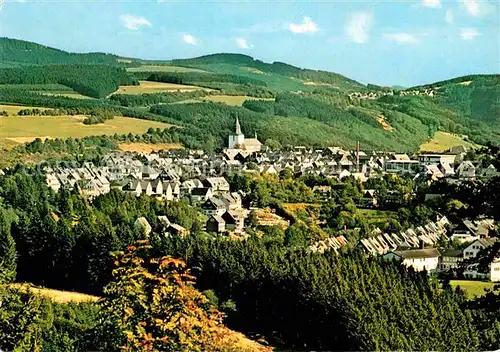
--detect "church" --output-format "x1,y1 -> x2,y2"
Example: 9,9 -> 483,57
227,117 -> 262,153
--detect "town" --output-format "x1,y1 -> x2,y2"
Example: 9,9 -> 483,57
32,118 -> 499,283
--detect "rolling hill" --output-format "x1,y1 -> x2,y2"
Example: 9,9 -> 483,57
0,37 -> 136,67
0,37 -> 498,152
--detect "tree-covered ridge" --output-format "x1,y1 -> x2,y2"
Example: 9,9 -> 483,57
0,168 -> 498,351
407,74 -> 500,90
143,71 -> 268,87
0,65 -> 137,98
0,37 -> 132,67
171,53 -> 366,90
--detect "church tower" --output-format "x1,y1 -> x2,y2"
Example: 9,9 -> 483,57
228,117 -> 245,149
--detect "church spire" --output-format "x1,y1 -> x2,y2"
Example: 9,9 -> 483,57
235,116 -> 242,135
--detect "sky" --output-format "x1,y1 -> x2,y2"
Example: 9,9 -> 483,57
0,0 -> 498,86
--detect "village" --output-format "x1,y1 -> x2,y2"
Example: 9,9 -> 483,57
35,118 -> 500,282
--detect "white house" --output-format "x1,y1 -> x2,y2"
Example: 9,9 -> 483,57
491,259 -> 500,282
383,248 -> 441,272
463,238 -> 497,260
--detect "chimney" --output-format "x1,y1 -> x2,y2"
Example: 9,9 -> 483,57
356,141 -> 360,172
419,239 -> 425,249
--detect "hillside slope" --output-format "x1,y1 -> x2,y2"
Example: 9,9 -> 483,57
0,37 -> 135,67
170,53 -> 366,91
0,37 -> 498,151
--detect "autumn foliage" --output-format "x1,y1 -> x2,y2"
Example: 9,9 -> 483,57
96,241 -> 226,352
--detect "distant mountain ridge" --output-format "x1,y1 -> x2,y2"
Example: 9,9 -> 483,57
0,37 -> 498,150
0,37 -> 130,67
171,53 -> 366,90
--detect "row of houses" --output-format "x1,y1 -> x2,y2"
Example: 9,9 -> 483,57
359,215 -> 499,281
381,238 -> 500,282
360,216 -> 451,256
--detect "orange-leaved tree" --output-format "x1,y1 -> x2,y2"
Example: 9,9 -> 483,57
95,240 -> 226,352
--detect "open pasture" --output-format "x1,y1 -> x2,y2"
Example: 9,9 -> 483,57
111,80 -> 208,95
420,131 -> 477,152
202,95 -> 274,106
126,65 -> 209,73
449,280 -> 495,299
0,115 -> 171,149
118,142 -> 183,153
0,104 -> 50,116
8,283 -> 99,304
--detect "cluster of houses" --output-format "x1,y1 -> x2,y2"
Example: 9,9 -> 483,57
348,87 -> 437,100
43,119 -> 498,200
308,235 -> 349,254
360,216 -> 499,282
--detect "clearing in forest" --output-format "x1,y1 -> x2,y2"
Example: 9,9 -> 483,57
8,283 -> 99,303
202,95 -> 274,106
449,280 -> 495,299
420,131 -> 477,152
0,115 -> 172,149
118,142 -> 183,153
126,65 -> 209,73
0,104 -> 50,116
111,80 -> 209,95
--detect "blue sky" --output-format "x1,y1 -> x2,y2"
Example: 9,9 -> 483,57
0,0 -> 498,86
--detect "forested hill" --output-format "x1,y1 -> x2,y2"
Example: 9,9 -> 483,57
0,38 -> 135,67
406,74 -> 500,127
171,53 -> 366,91
0,37 -> 498,151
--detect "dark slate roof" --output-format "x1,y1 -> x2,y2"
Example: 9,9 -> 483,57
393,248 -> 441,259
440,249 -> 463,258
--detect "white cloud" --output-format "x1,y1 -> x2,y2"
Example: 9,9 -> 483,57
445,9 -> 454,24
461,0 -> 493,17
288,17 -> 319,34
383,33 -> 419,44
345,12 -> 373,44
183,34 -> 198,46
422,0 -> 441,8
120,14 -> 152,30
235,37 -> 253,49
460,27 -> 480,40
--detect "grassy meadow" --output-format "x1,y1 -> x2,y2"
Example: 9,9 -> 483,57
111,80 -> 209,95
126,65 -> 210,73
420,131 -> 477,152
118,142 -> 183,153
357,209 -> 398,228
0,104 -> 50,116
9,283 -> 99,304
0,114 -> 172,149
449,280 -> 495,299
202,95 -> 275,106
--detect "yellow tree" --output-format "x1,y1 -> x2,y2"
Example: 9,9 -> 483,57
96,240 -> 226,352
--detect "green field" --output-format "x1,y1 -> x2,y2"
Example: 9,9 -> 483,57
357,209 -> 398,228
202,95 -> 275,106
450,280 -> 495,299
37,91 -> 93,100
420,131 -> 477,152
126,65 -> 209,73
0,115 -> 172,148
111,80 -> 208,95
0,83 -> 93,99
0,104 -> 50,116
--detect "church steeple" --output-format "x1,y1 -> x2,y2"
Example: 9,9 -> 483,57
235,117 -> 242,135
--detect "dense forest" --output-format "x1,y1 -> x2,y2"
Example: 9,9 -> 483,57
0,37 -> 130,67
171,53 -> 366,90
0,166 -> 499,351
0,37 -> 497,154
0,65 -> 137,98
